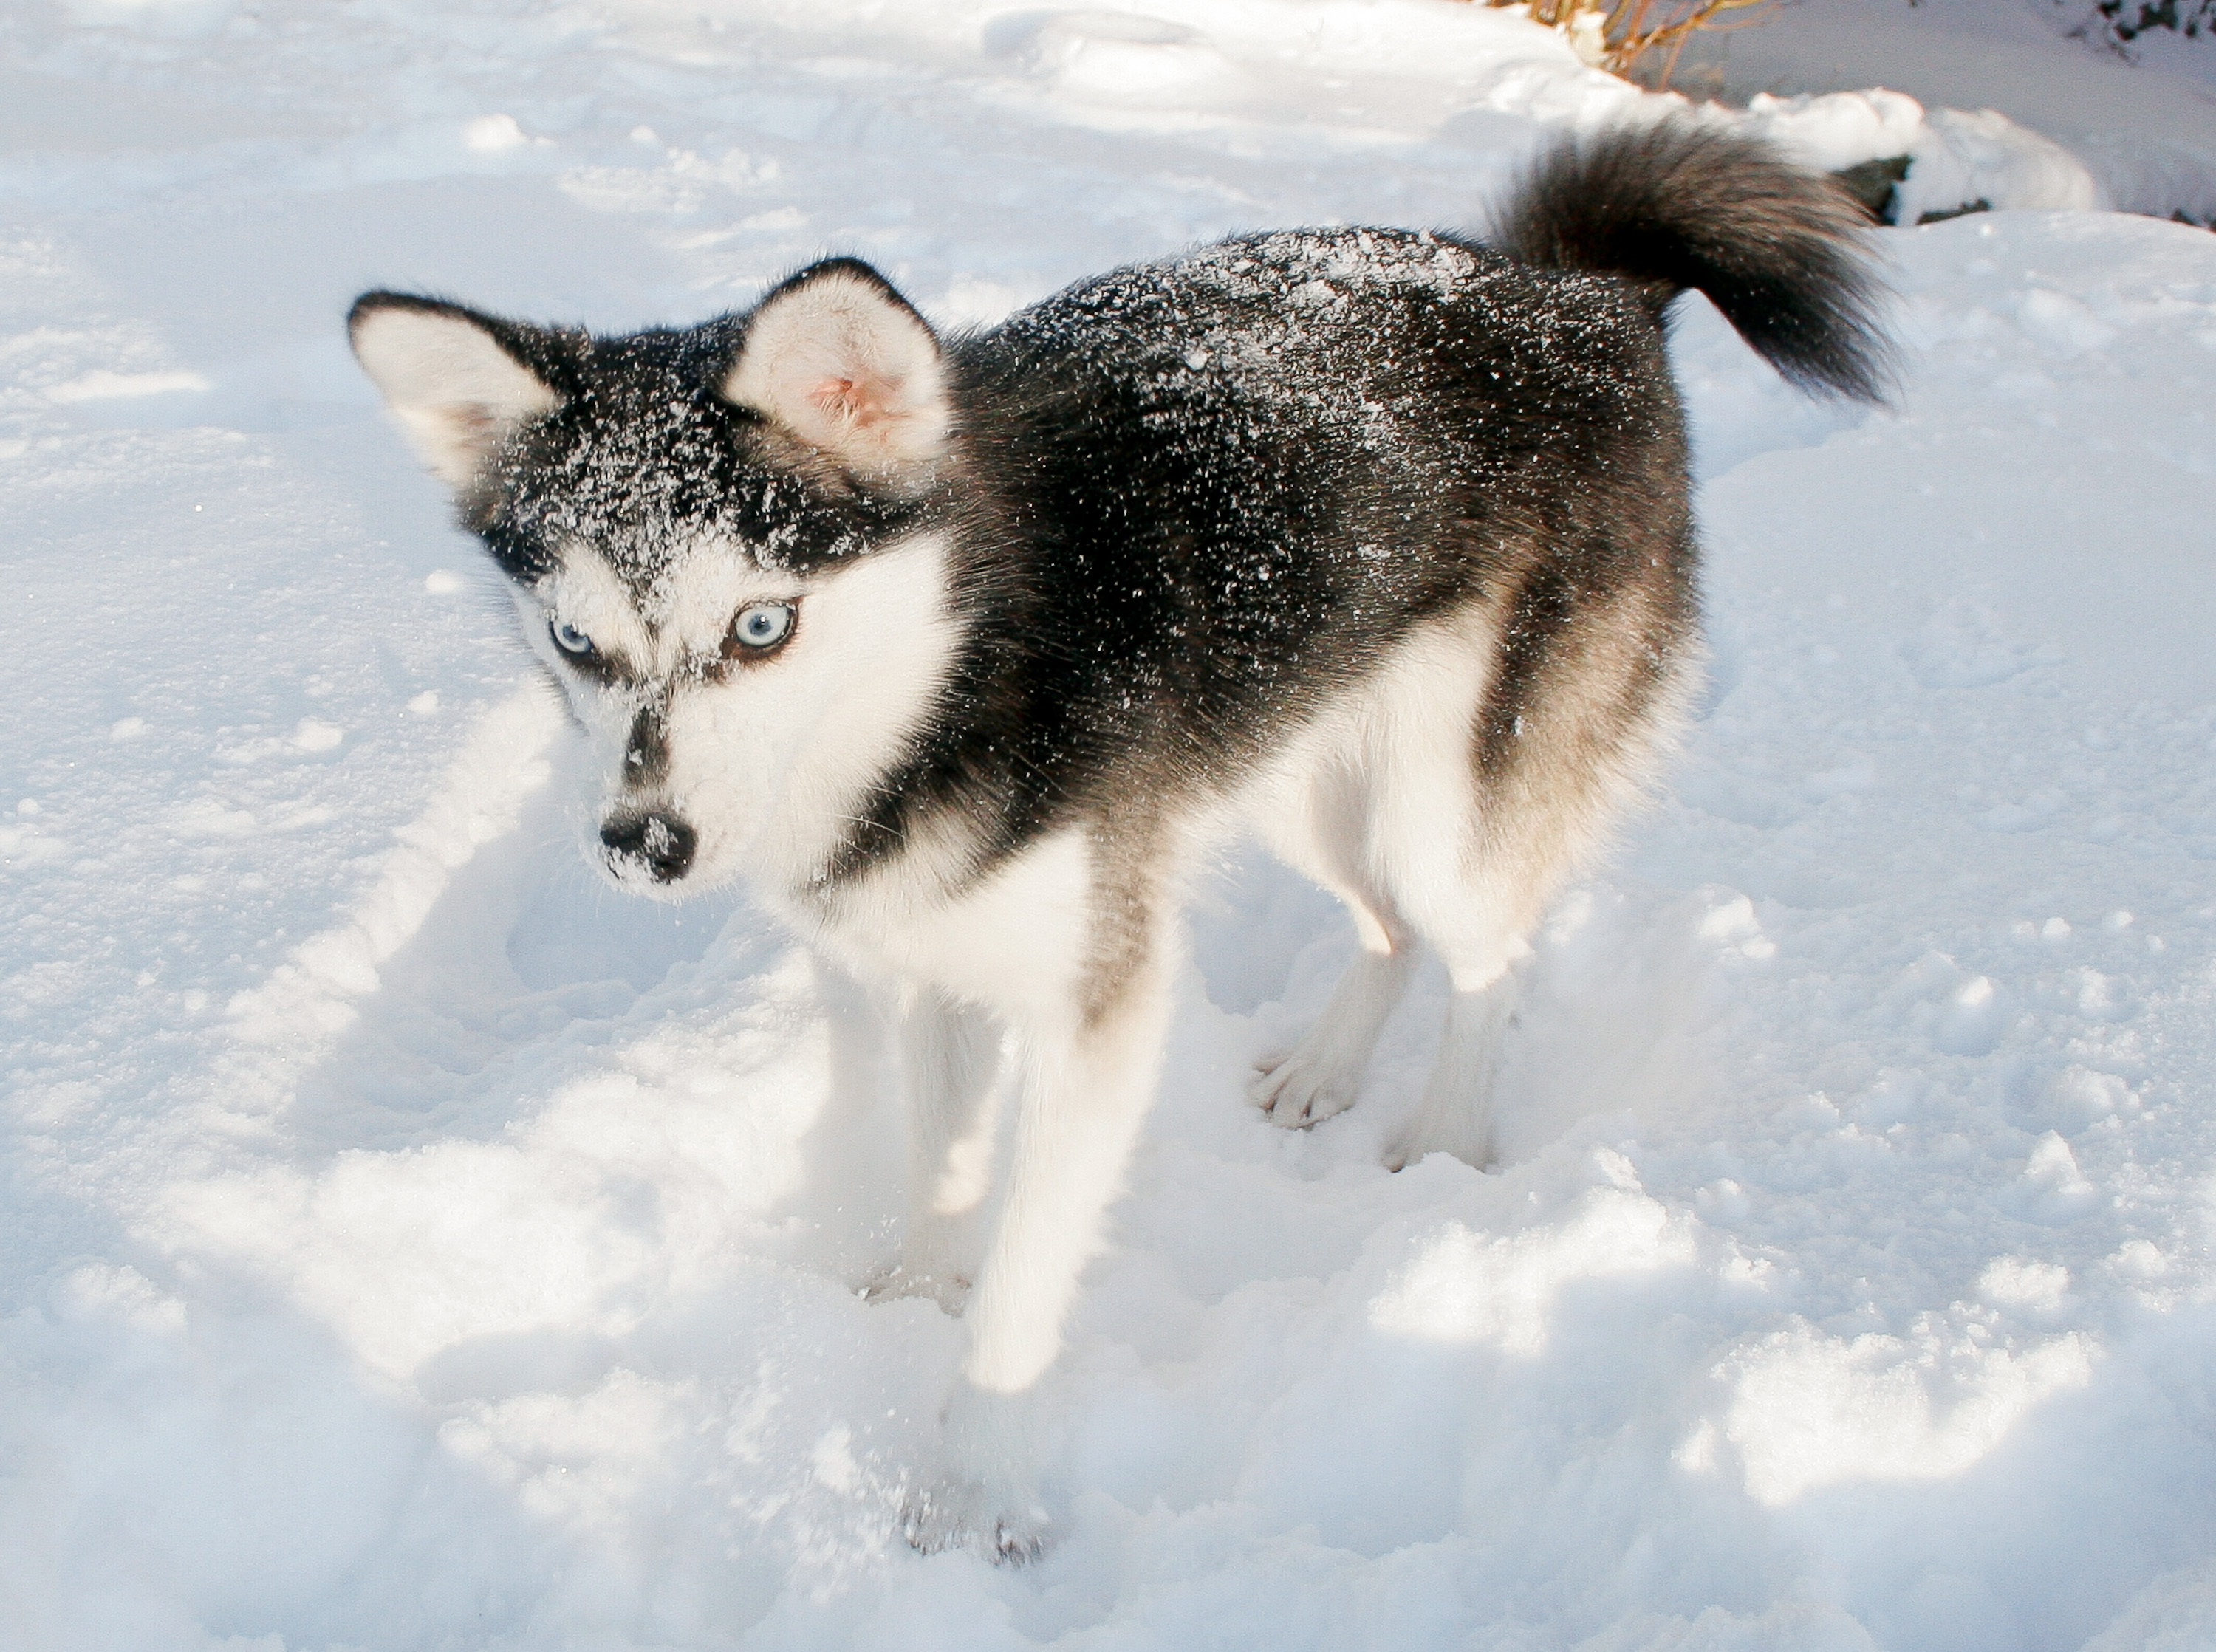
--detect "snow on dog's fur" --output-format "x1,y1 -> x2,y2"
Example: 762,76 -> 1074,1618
350,119 -> 1887,1561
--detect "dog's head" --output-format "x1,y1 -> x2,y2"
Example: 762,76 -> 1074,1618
351,260 -> 958,897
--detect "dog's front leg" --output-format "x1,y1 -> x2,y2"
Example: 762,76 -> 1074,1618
912,958 -> 1172,1562
871,985 -> 1003,1312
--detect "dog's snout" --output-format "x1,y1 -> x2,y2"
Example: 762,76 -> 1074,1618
601,810 -> 697,882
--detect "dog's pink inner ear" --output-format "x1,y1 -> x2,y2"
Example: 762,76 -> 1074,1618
723,267 -> 948,474
803,375 -> 870,425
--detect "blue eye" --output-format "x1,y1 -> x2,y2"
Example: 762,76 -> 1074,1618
732,603 -> 794,651
551,620 -> 596,657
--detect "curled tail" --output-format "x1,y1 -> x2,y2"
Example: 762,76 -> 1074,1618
1494,119 -> 1892,404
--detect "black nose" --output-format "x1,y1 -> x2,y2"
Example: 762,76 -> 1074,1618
600,811 -> 696,882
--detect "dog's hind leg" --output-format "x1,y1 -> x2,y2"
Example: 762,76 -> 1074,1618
1379,577 -> 1700,1173
1248,761 -> 1416,1128
1369,742 -> 1535,1172
874,985 -> 1003,1312
1383,942 -> 1527,1173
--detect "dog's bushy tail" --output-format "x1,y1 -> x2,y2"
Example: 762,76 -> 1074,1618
1494,119 -> 1892,403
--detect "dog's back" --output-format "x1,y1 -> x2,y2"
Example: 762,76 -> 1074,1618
903,123 -> 1884,882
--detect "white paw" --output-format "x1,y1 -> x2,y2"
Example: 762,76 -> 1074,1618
1248,1046 -> 1364,1128
902,1477 -> 1050,1565
859,1262 -> 971,1315
1382,1120 -> 1493,1173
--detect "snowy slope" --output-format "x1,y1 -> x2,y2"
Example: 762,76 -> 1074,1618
1663,0 -> 2216,221
3,2 -> 2216,1649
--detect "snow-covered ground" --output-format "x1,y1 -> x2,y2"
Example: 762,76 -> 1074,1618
1666,0 -> 2216,221
4,1 -> 2215,1648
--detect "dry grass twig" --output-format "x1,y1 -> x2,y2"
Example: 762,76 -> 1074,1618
1461,0 -> 1779,86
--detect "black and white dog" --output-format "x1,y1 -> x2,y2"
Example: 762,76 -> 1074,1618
351,120 -> 1885,1559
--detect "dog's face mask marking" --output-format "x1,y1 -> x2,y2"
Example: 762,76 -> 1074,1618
351,261 -> 957,897
516,538 -> 817,891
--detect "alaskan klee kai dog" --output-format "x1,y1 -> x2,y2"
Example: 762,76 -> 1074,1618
351,120 -> 1885,1560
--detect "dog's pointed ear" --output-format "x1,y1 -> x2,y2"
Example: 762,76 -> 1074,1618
349,293 -> 564,492
721,259 -> 948,476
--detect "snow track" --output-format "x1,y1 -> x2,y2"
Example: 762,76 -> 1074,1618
4,3 -> 2216,1648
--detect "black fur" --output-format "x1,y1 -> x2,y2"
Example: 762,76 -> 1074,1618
1493,120 -> 1894,402
845,225 -> 1695,885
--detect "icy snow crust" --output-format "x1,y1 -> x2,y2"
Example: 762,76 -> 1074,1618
4,1 -> 2216,1649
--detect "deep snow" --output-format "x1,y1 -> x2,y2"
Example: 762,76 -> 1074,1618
3,1 -> 2216,1648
